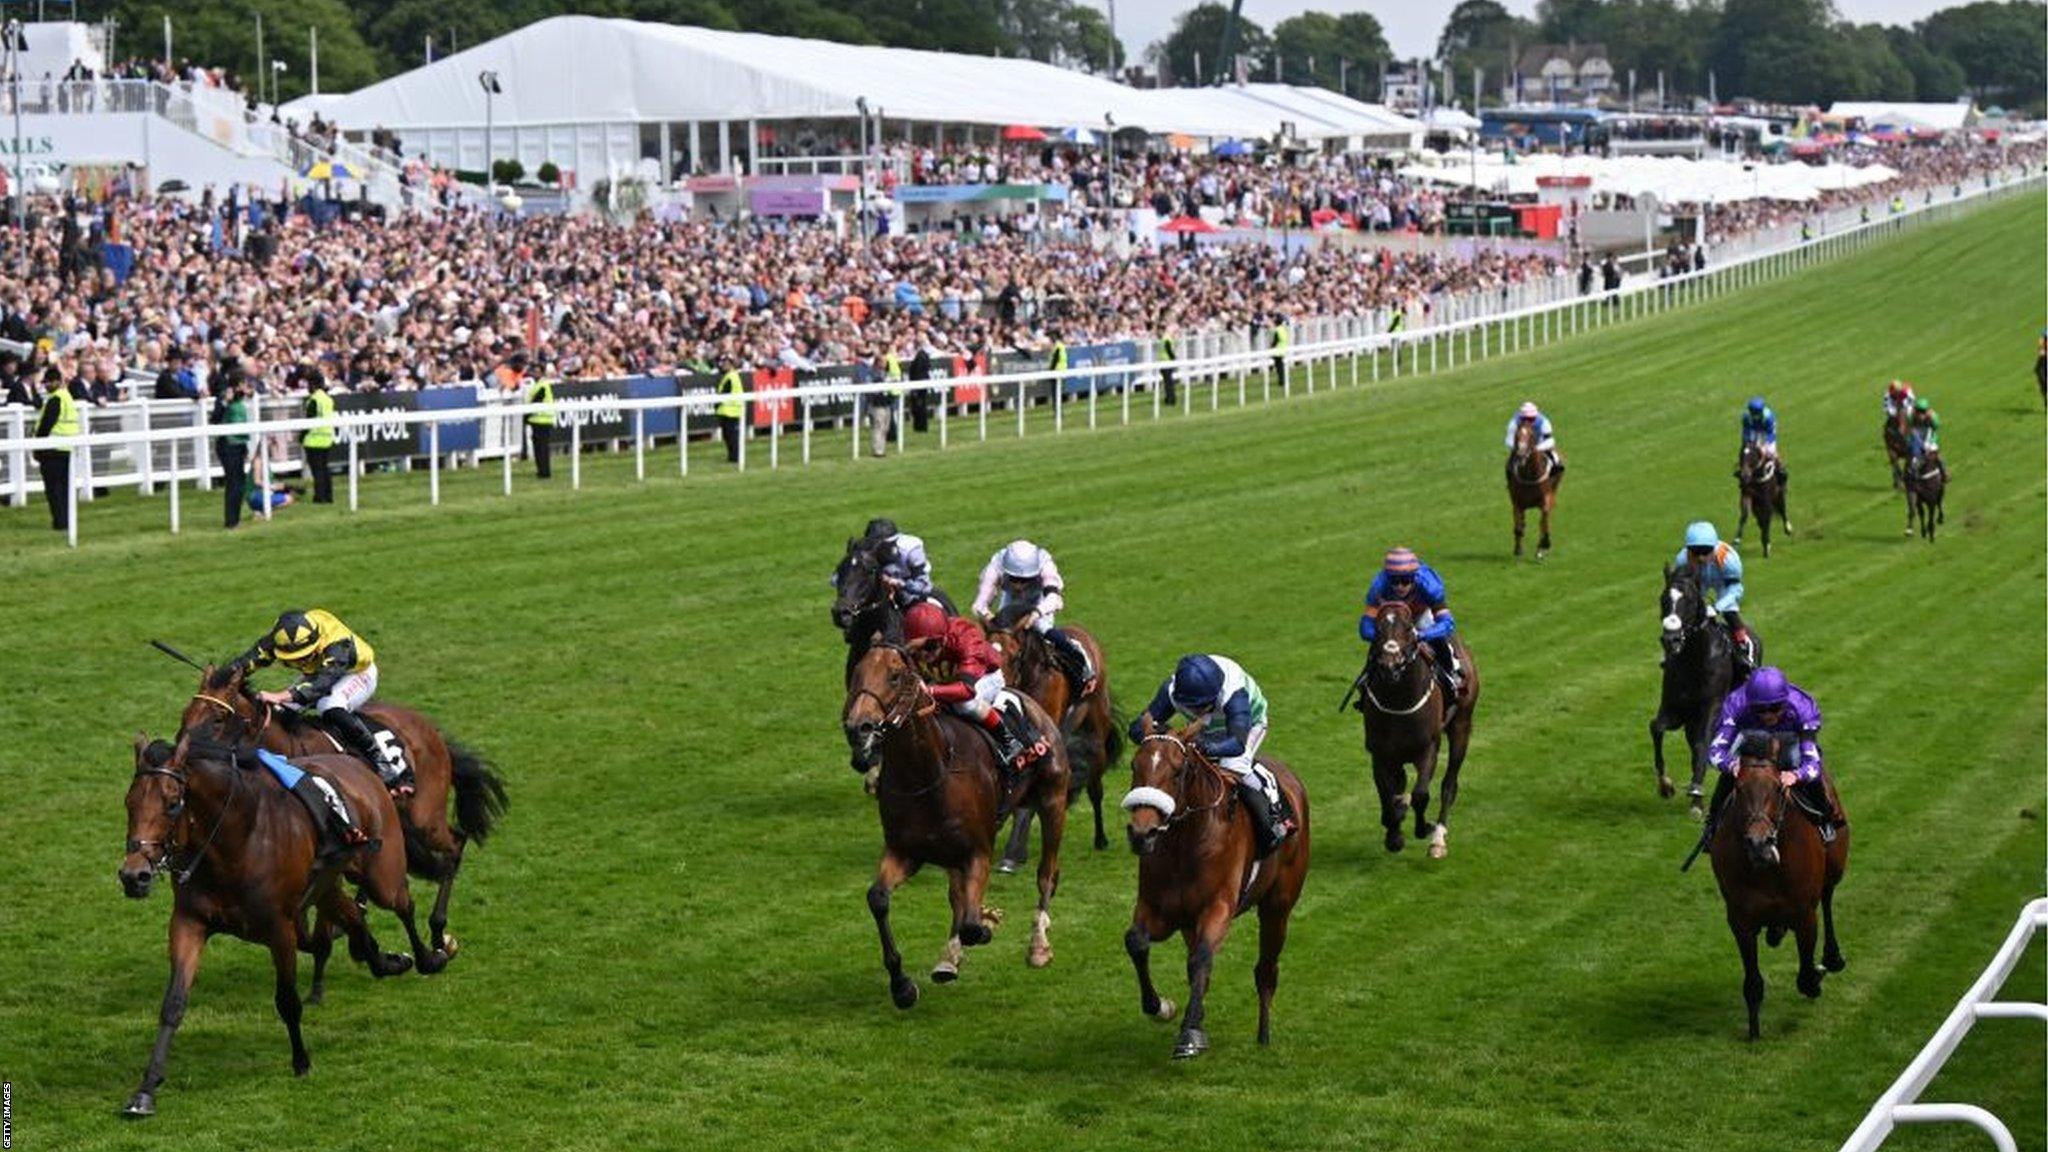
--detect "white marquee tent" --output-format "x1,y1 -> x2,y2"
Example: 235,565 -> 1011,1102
1398,152 -> 1899,204
1827,102 -> 1974,131
285,15 -> 1421,178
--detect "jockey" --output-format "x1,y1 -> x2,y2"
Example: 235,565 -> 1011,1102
1504,400 -> 1563,476
1128,654 -> 1295,856
1883,379 -> 1917,419
1705,666 -> 1841,842
902,602 -> 1039,769
230,609 -> 413,795
862,517 -> 936,609
1358,547 -> 1463,693
1674,522 -> 1756,672
1908,397 -> 1944,475
971,539 -> 1095,695
1740,396 -> 1785,482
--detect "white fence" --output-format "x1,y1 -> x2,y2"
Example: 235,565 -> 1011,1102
3,166 -> 2040,548
1839,897 -> 2048,1152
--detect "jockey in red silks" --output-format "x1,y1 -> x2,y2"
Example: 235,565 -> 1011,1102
904,603 -> 1037,768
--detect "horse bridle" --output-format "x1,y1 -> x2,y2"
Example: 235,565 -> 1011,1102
1364,621 -> 1435,715
1736,761 -> 1791,852
1510,436 -> 1553,485
1134,733 -> 1232,832
128,743 -> 243,885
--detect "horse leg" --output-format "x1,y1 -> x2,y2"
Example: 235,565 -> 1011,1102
302,906 -> 335,1006
1433,726 -> 1469,860
934,866 -> 968,984
1511,501 -> 1526,558
1731,915 -> 1765,1041
1086,741 -> 1109,851
1372,754 -> 1407,853
1821,882 -> 1846,972
867,849 -> 919,1009
1759,502 -> 1772,558
1685,713 -> 1711,819
998,810 -> 1033,874
123,911 -> 207,1117
1411,741 -> 1442,845
1125,905 -> 1177,1023
1794,907 -> 1825,1000
1175,903 -> 1234,1059
1650,711 -> 1677,799
1253,899 -> 1293,1046
327,888 -> 414,978
1027,796 -> 1066,968
267,928 -> 311,1078
1776,484 -> 1792,535
1537,494 -> 1553,559
423,830 -> 468,956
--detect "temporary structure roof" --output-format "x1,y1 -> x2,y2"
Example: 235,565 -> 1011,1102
1398,152 -> 1898,204
1826,102 -> 1973,131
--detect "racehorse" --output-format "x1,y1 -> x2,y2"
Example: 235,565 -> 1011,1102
1882,409 -> 1913,489
118,735 -> 433,1117
830,536 -> 959,684
1354,602 -> 1478,858
1649,565 -> 1750,819
1709,738 -> 1849,1040
843,640 -> 1069,1008
987,604 -> 1121,869
178,664 -> 505,960
1121,716 -> 1310,1059
1902,452 -> 1945,542
1733,442 -> 1790,558
1505,419 -> 1560,560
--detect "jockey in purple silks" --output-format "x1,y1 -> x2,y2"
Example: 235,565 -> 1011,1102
1705,665 -> 1841,842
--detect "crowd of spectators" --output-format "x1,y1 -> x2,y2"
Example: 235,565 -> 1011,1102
0,134 -> 2033,409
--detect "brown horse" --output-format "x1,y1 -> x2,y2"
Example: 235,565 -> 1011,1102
118,734 -> 433,1117
178,664 -> 505,958
1356,602 -> 1479,858
1709,745 -> 1849,1040
1506,418 -> 1560,560
1882,409 -> 1913,489
1902,451 -> 1945,542
987,614 -> 1121,867
1733,443 -> 1791,558
1121,717 -> 1310,1059
843,640 -> 1070,1008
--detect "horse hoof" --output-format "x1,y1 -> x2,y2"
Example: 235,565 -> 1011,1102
441,933 -> 460,960
376,952 -> 414,978
305,987 -> 325,1006
1384,830 -> 1405,853
1797,970 -> 1824,999
1172,1028 -> 1210,1059
995,859 -> 1021,875
121,1092 -> 156,1118
961,923 -> 993,947
1657,779 -> 1676,800
1151,998 -> 1178,1022
293,1056 -> 311,1078
1428,841 -> 1448,860
416,950 -> 451,976
931,961 -> 959,983
1823,951 -> 1846,973
1027,944 -> 1053,969
1536,551 -> 1548,562
979,906 -> 1005,927
1093,834 -> 1110,851
891,976 -> 920,1009
1688,802 -> 1705,823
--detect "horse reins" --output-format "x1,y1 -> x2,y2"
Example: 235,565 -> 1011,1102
1363,635 -> 1437,716
1137,734 -> 1232,831
847,647 -> 957,796
131,743 -> 244,885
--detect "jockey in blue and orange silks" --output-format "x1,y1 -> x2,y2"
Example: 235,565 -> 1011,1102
1358,547 -> 1463,693
1674,521 -> 1758,673
1704,665 -> 1843,842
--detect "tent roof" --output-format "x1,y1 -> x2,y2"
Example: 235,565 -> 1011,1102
1397,152 -> 1896,204
1826,102 -> 1972,131
287,15 -> 1417,141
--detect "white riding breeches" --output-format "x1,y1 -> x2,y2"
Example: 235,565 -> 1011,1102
953,670 -> 1006,722
311,663 -> 378,713
1216,721 -> 1267,778
1030,612 -> 1057,632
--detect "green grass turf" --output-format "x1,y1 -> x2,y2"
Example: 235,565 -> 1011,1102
1,192 -> 2043,1152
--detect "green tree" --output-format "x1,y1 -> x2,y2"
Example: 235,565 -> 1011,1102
1435,0 -> 1534,95
115,0 -> 384,101
1709,0 -> 1838,102
1270,11 -> 1390,96
1885,25 -> 1966,102
1917,1 -> 2046,106
1148,2 -> 1269,86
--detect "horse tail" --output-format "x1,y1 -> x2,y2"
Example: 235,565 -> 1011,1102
447,739 -> 509,845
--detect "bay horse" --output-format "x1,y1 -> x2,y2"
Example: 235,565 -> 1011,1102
1882,409 -> 1912,489
843,640 -> 1069,1008
1506,418 -> 1560,560
987,604 -> 1121,869
1649,565 -> 1748,819
1355,602 -> 1478,858
118,734 -> 433,1117
1120,716 -> 1310,1059
1709,739 -> 1849,1040
178,664 -> 505,959
1902,452 -> 1945,542
1733,443 -> 1790,558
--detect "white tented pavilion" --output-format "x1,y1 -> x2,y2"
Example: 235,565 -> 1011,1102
285,15 -> 1420,181
1827,102 -> 1975,132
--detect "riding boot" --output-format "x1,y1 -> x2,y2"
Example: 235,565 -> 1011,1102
324,707 -> 413,796
292,774 -> 367,863
1431,638 -> 1463,695
1047,628 -> 1096,695
1236,770 -> 1292,857
1550,450 -> 1565,478
979,708 -> 1029,769
1796,777 -> 1838,843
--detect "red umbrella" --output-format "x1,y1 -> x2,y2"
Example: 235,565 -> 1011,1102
1158,216 -> 1220,234
1001,124 -> 1048,141
1310,208 -> 1340,227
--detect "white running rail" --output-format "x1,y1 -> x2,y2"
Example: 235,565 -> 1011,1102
1839,896 -> 2048,1152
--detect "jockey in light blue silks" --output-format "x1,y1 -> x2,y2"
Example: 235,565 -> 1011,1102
1703,665 -> 1843,843
1675,521 -> 1758,673
1125,654 -> 1294,856
1504,400 -> 1563,477
1359,547 -> 1462,692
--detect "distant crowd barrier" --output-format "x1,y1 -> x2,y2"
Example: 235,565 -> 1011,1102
4,166 -> 2039,548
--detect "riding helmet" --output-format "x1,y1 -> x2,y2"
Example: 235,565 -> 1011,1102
269,610 -> 320,660
1518,401 -> 1540,418
1747,666 -> 1790,706
863,517 -> 898,541
1684,521 -> 1719,549
1747,396 -> 1766,414
1169,655 -> 1224,709
999,540 -> 1043,579
1382,546 -> 1420,576
1913,396 -> 1930,412
903,602 -> 948,642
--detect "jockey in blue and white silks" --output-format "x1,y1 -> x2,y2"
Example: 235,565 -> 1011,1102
1359,547 -> 1462,691
1674,521 -> 1757,670
1504,400 -> 1563,476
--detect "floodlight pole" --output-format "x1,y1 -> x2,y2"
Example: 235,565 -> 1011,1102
5,20 -> 24,275
480,71 -> 502,197
856,96 -> 869,249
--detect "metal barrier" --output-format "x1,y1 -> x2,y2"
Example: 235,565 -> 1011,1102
1839,897 -> 2048,1152
3,165 -> 2039,548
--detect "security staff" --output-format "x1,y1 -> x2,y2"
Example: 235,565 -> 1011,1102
300,370 -> 336,503
716,361 -> 746,464
1270,314 -> 1291,390
525,366 -> 556,479
32,367 -> 78,531
214,376 -> 252,530
1157,325 -> 1178,407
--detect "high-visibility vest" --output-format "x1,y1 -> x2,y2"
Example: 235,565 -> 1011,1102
45,387 -> 79,446
716,371 -> 745,418
526,379 -> 556,426
1273,324 -> 1291,352
882,355 -> 904,395
1049,342 -> 1068,373
1159,335 -> 1177,362
302,389 -> 335,449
